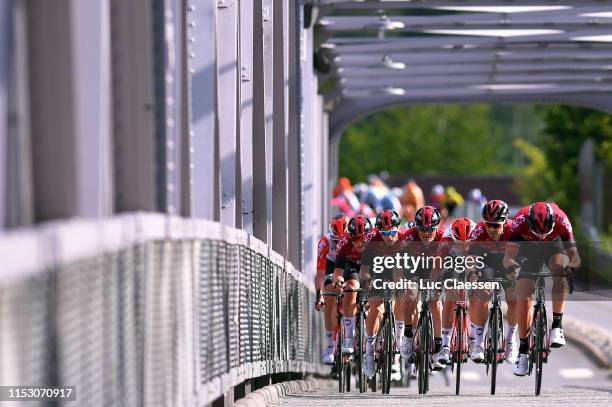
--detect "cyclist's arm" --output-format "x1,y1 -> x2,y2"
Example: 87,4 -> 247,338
503,242 -> 520,269
567,245 -> 581,269
315,267 -> 326,291
359,264 -> 371,282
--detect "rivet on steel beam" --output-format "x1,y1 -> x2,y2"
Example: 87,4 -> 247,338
189,52 -> 196,59
262,5 -> 270,22
167,140 -> 175,149
189,21 -> 196,27
188,5 -> 196,12
241,65 -> 251,82
167,118 -> 175,128
218,0 -> 228,8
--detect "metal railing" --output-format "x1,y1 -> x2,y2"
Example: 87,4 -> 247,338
0,213 -> 325,406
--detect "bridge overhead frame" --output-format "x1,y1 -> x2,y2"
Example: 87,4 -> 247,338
311,1 -> 612,183
0,0 -> 327,277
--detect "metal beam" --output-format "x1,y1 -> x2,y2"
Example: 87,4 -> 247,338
0,0 -> 10,228
333,49 -> 612,67
111,0 -> 157,213
317,12 -> 612,33
252,0 -> 274,243
216,0 -> 239,228
340,73 -> 612,89
336,62 -> 612,77
329,91 -> 612,142
272,0 -> 289,256
238,0 -> 254,233
320,0 -> 612,9
341,83 -> 612,100
186,0 -> 217,220
4,0 -> 33,228
324,29 -> 612,54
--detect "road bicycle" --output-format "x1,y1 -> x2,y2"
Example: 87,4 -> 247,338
322,290 -> 349,393
519,268 -> 574,396
370,288 -> 396,395
481,276 -> 511,395
414,281 -> 434,394
449,271 -> 470,395
322,287 -> 367,393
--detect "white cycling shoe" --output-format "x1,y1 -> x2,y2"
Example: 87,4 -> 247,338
434,346 -> 451,365
364,354 -> 376,379
342,338 -> 354,354
322,345 -> 335,365
505,341 -> 518,364
550,328 -> 566,348
391,355 -> 402,381
513,353 -> 529,376
469,344 -> 485,363
399,336 -> 413,359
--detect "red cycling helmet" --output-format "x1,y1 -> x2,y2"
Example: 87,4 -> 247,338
528,202 -> 555,236
414,206 -> 441,232
348,215 -> 372,237
376,209 -> 401,230
482,200 -> 509,223
450,217 -> 476,241
329,215 -> 349,239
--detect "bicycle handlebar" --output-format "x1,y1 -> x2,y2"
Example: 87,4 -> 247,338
515,269 -> 575,294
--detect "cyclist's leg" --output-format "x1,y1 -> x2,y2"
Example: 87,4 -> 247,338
365,297 -> 384,377
503,280 -> 519,361
342,265 -> 360,351
442,288 -> 459,348
324,262 -> 337,344
469,287 -> 491,360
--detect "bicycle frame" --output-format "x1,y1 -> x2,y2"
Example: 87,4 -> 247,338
415,282 -> 434,395
449,271 -> 470,395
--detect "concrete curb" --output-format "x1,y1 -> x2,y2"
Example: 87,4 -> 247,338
232,379 -> 317,407
563,316 -> 612,369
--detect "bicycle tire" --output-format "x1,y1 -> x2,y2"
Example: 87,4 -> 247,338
356,313 -> 365,393
346,363 -> 351,392
381,316 -> 393,394
455,308 -> 464,396
535,306 -> 546,396
369,371 -> 377,392
490,306 -> 501,395
338,314 -> 344,393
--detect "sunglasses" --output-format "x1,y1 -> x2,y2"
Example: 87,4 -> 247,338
417,226 -> 436,233
380,228 -> 398,237
485,222 -> 503,229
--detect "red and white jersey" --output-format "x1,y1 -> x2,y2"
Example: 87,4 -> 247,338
399,226 -> 445,256
335,230 -> 376,268
469,220 -> 513,253
317,232 -> 338,270
509,204 -> 575,245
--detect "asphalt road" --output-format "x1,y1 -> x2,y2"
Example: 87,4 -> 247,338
280,341 -> 612,406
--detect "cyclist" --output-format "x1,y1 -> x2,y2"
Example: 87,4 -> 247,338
360,209 -> 406,379
467,200 -> 519,364
503,202 -> 581,376
396,206 -> 444,367
332,215 -> 374,356
315,215 -> 349,365
430,217 -> 476,369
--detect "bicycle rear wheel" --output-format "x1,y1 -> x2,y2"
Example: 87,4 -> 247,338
345,362 -> 351,392
534,305 -> 546,396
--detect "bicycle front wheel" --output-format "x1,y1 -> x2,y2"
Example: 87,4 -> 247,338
534,305 -> 547,396
338,315 -> 344,393
381,317 -> 393,394
455,308 -> 464,396
356,313 -> 365,393
490,306 -> 502,395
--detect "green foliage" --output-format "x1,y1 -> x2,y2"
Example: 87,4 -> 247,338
515,106 -> 612,225
339,104 -> 521,183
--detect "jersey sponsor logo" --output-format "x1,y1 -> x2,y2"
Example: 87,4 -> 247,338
470,225 -> 484,240
560,215 -> 573,234
511,215 -> 526,232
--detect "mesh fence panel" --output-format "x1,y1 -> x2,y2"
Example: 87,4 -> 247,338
0,217 -> 324,406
